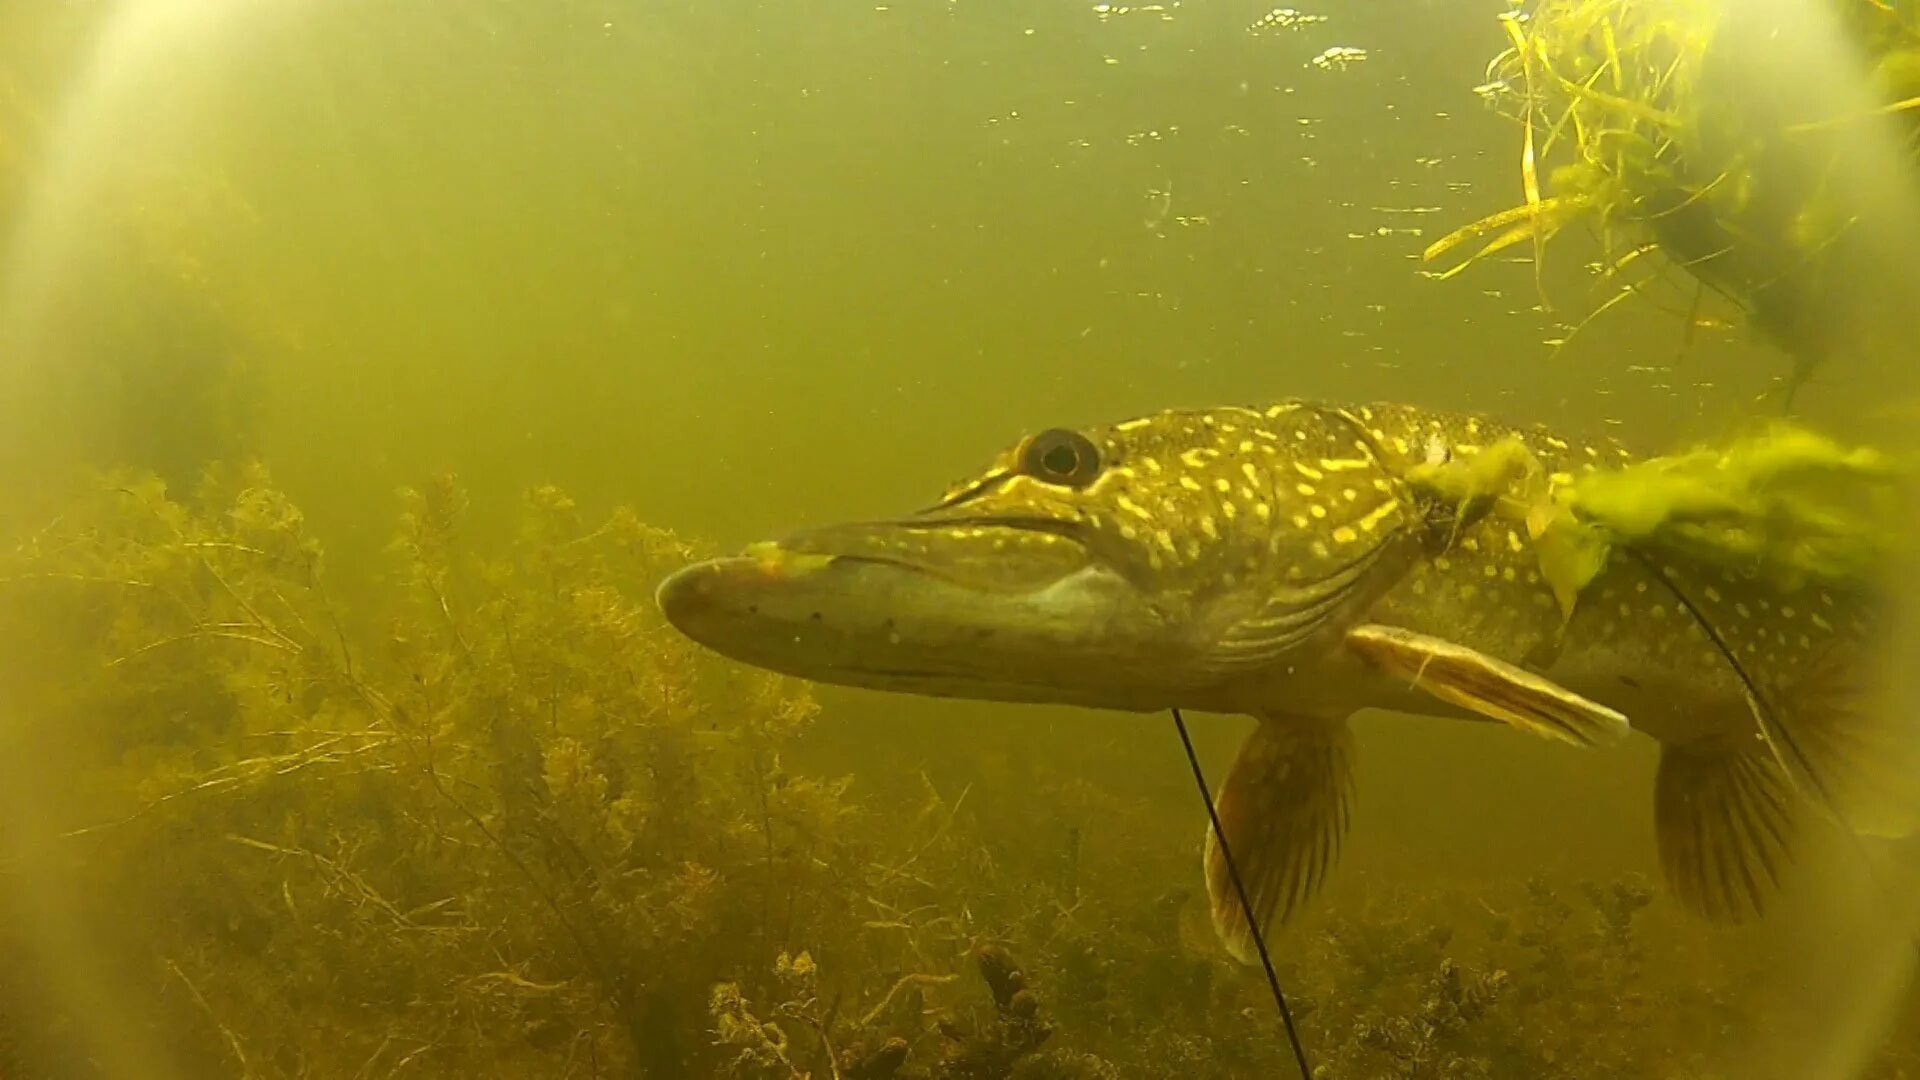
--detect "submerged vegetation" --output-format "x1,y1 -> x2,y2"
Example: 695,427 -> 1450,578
1407,420 -> 1900,617
1,467 -> 1918,1078
1431,0 -> 1920,385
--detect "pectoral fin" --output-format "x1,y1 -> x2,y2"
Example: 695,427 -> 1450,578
1205,716 -> 1353,965
1345,624 -> 1630,747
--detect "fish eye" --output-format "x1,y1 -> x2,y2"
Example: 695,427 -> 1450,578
1021,428 -> 1103,488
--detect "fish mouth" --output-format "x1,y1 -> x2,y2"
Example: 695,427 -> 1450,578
655,519 -> 1187,708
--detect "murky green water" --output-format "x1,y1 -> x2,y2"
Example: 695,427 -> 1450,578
1,2 -> 1917,1077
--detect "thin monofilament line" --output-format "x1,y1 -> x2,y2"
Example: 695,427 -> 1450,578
1171,707 -> 1313,1079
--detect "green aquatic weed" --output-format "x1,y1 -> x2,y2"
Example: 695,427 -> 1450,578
1409,423 -> 1897,618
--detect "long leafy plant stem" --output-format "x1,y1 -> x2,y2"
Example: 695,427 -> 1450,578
1169,707 -> 1313,1079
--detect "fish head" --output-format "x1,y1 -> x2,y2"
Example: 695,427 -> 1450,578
656,403 -> 1416,711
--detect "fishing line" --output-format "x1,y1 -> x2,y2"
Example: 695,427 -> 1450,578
1169,707 -> 1314,1079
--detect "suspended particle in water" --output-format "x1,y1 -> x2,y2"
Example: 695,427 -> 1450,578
1309,46 -> 1369,71
1248,7 -> 1328,33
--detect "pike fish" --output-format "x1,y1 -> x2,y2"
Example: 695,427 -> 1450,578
656,400 -> 1906,960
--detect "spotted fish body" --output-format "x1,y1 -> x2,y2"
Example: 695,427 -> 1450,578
658,399 -> 1902,956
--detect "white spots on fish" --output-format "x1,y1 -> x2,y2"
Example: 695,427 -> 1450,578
1506,530 -> 1524,553
1221,501 -> 1238,520
1357,501 -> 1398,533
1293,461 -> 1325,481
1115,416 -> 1155,432
1341,488 -> 1360,503
1214,477 -> 1232,494
1116,495 -> 1155,521
1140,456 -> 1163,475
1308,503 -> 1327,519
1181,449 -> 1209,469
1291,513 -> 1311,529
1199,514 -> 1219,539
1254,502 -> 1273,521
1295,482 -> 1317,497
1179,476 -> 1203,492
1332,525 -> 1359,545
1242,462 -> 1264,486
1321,456 -> 1371,472
1154,528 -> 1176,553
1460,536 -> 1480,553
1239,439 -> 1255,453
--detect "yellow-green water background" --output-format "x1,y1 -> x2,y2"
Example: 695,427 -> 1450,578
1,1 -> 1915,1076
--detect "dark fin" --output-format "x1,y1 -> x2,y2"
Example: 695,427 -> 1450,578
1344,624 -> 1631,747
1205,717 -> 1353,965
1756,627 -> 1920,839
1654,739 -> 1796,921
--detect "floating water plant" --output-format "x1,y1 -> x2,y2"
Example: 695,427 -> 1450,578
1432,0 -> 1920,389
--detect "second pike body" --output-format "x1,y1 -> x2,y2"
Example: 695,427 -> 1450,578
658,400 -> 1904,959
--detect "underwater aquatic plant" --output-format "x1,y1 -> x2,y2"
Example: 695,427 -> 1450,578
1431,0 -> 1920,389
1404,419 -> 1900,618
0,467 -> 863,1077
